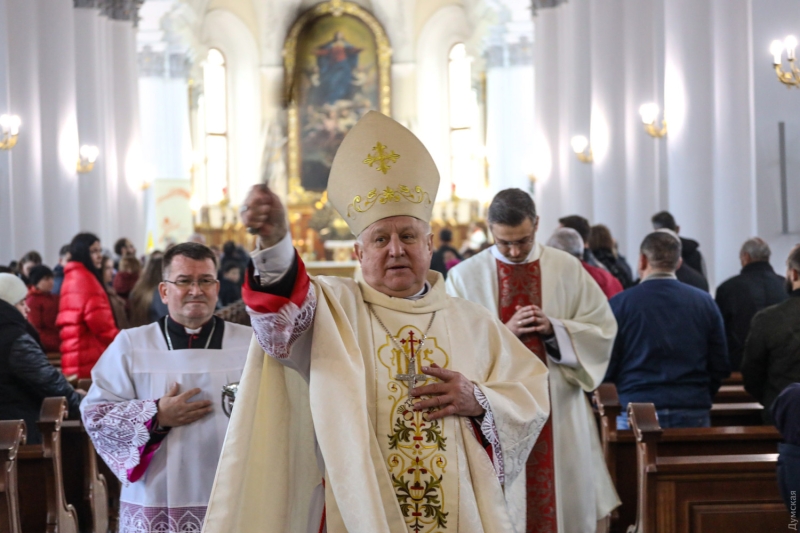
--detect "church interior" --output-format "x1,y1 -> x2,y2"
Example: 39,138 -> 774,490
0,0 -> 799,532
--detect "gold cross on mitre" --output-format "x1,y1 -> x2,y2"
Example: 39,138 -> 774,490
363,142 -> 400,174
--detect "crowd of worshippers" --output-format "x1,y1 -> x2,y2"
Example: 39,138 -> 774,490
0,112 -> 798,532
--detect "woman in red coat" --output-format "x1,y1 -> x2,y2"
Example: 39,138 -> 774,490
56,233 -> 120,378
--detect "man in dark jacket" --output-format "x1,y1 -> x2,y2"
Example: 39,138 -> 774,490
715,238 -> 788,370
772,383 -> 800,511
741,244 -> 800,424
52,244 -> 70,295
651,211 -> 707,285
0,273 -> 82,444
605,231 -> 729,429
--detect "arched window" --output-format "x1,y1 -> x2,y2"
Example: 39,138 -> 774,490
203,48 -> 228,205
448,43 -> 481,199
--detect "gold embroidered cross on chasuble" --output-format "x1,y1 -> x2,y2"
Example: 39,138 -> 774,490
375,321 -> 455,533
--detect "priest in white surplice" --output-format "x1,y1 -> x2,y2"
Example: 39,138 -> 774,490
446,189 -> 620,533
81,243 -> 252,533
203,112 -> 550,533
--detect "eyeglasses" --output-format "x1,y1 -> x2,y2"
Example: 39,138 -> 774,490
494,235 -> 535,251
163,278 -> 218,289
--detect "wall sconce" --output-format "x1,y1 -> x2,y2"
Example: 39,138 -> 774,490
570,135 -> 593,163
76,145 -> 99,173
0,114 -> 21,150
770,36 -> 800,88
639,103 -> 667,138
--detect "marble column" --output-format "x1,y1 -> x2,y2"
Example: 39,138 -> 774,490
75,2 -> 113,244
37,0 -> 81,264
664,0 -> 716,283
711,0 -> 757,284
7,0 -> 46,261
111,9 -> 145,251
622,0 -> 665,259
557,0 -> 593,220
532,6 -> 562,238
0,0 -> 13,262
590,0 -> 627,252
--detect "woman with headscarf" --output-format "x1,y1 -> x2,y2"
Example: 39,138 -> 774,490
56,232 -> 120,378
0,273 -> 82,444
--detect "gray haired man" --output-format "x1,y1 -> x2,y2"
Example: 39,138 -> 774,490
715,237 -> 788,370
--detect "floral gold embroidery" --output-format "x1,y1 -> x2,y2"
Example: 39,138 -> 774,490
378,326 -> 450,532
347,185 -> 431,219
363,141 -> 400,174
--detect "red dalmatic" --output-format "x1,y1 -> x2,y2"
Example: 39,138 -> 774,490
496,259 -> 557,533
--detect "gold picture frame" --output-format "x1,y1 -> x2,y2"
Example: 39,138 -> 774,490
283,0 -> 392,206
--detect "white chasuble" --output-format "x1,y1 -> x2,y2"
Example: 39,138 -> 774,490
203,271 -> 550,533
446,244 -> 621,533
81,322 -> 251,532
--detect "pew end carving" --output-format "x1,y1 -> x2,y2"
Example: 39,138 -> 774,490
0,420 -> 25,533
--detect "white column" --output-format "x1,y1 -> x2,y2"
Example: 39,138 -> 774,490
711,0 -> 757,284
112,18 -> 145,251
7,0 -> 46,261
622,0 -> 664,259
487,62 -> 535,195
99,12 -> 120,242
75,5 -> 111,243
0,0 -> 13,262
533,7 -> 563,238
37,0 -> 81,264
557,0 -> 593,220
589,0 -> 627,252
664,0 -> 716,284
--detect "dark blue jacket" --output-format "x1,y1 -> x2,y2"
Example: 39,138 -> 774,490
605,277 -> 730,410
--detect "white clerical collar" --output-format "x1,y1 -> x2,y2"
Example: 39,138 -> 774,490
405,281 -> 431,301
490,244 -> 539,265
185,326 -> 202,334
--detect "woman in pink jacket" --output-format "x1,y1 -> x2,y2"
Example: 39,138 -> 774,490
56,233 -> 119,378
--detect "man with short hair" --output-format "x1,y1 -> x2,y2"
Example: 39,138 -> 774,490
114,238 -> 137,263
547,227 -> 623,299
651,210 -> 708,289
81,242 -> 251,532
605,231 -> 729,429
558,214 -> 604,268
447,189 -> 619,533
204,112 -> 550,533
715,237 -> 788,370
741,244 -> 800,424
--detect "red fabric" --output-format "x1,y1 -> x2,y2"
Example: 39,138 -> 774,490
56,262 -> 120,378
25,287 -> 61,352
241,251 -> 310,314
496,259 -> 557,533
581,261 -> 623,299
113,271 -> 139,299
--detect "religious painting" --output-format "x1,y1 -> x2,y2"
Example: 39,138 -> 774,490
283,0 -> 391,203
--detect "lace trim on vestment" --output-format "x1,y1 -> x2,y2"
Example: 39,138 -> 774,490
473,385 -> 506,484
82,400 -> 158,486
119,501 -> 206,533
247,289 -> 317,359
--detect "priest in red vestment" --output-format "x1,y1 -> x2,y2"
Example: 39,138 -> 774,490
447,189 -> 620,533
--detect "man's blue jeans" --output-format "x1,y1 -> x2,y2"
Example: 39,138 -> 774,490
616,407 -> 711,430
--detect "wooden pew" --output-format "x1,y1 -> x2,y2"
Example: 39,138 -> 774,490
722,371 -> 743,385
16,397 -> 78,533
594,384 -> 780,533
61,419 -> 108,533
0,420 -> 26,533
712,384 -> 755,404
627,402 -> 786,533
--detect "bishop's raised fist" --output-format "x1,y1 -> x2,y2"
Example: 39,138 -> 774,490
241,184 -> 288,249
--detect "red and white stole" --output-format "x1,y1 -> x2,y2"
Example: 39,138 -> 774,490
496,259 -> 557,533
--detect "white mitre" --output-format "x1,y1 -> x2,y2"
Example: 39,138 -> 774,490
327,111 -> 440,236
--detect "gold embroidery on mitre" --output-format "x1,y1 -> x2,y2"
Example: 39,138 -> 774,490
363,142 -> 400,174
377,325 -> 451,532
346,185 -> 431,219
